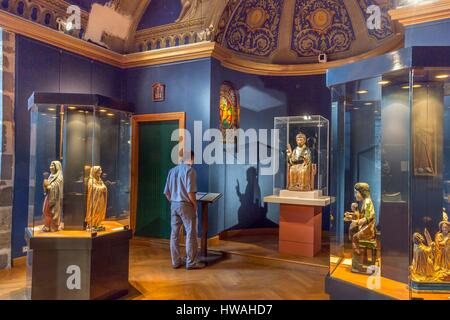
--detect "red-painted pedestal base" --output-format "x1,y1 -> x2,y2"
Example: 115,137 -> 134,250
279,204 -> 322,257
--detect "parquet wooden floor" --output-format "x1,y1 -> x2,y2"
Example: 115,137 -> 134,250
0,239 -> 329,300
128,239 -> 329,300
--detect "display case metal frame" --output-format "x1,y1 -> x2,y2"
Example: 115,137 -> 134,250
26,92 -> 133,300
326,46 -> 450,300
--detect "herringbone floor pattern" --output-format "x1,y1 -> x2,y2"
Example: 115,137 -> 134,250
0,239 -> 329,300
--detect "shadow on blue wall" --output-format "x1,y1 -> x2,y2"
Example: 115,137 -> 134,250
209,58 -> 331,236
234,167 -> 277,229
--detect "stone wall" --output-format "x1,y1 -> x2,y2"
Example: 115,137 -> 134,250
0,30 -> 15,270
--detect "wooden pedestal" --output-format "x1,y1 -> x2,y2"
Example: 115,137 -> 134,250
25,228 -> 132,300
279,204 -> 322,257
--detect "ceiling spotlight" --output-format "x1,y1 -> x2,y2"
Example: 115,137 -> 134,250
47,107 -> 56,112
402,84 -> 422,89
99,109 -> 107,113
364,102 -> 374,106
68,106 -> 77,110
435,74 -> 449,79
107,113 -> 115,117
378,80 -> 391,85
356,90 -> 368,94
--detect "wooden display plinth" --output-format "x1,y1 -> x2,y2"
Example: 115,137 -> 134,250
264,194 -> 331,257
279,204 -> 322,257
25,227 -> 132,300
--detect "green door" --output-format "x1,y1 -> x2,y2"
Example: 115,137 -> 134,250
135,120 -> 179,238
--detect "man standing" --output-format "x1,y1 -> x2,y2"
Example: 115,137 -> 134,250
164,151 -> 204,270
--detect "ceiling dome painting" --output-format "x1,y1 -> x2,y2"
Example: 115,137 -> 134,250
291,0 -> 355,58
223,0 -> 283,57
215,0 -> 399,65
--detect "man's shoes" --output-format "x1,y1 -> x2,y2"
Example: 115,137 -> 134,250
186,262 -> 206,270
173,257 -> 187,269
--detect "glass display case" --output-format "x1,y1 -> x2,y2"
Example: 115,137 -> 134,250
273,116 -> 329,198
327,47 -> 450,300
27,93 -> 132,237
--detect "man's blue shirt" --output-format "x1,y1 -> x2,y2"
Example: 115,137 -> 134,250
164,164 -> 197,202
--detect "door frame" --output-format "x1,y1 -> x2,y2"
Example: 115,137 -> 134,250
130,112 -> 186,234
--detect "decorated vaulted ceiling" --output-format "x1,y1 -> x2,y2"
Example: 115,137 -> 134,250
215,0 -> 399,64
1,0 -> 401,64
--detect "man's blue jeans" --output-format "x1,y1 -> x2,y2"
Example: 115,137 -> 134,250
170,201 -> 198,268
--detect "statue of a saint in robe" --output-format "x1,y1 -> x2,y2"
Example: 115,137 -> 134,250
86,166 -> 108,231
344,183 -> 377,255
42,161 -> 64,232
411,231 -> 435,282
434,209 -> 450,278
287,133 -> 313,191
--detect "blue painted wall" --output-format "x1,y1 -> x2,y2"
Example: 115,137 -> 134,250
12,36 -> 126,258
125,58 -> 212,235
137,0 -> 182,30
11,37 -> 332,254
208,58 -> 331,236
405,19 -> 450,47
125,58 -> 331,237
125,58 -> 212,202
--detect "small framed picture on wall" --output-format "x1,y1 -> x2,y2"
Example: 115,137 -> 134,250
152,83 -> 166,102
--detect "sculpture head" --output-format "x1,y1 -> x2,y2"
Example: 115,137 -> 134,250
438,208 -> 449,235
439,221 -> 449,235
296,133 -> 306,147
90,166 -> 103,180
354,182 -> 370,201
50,161 -> 62,175
50,162 -> 56,175
413,232 -> 425,245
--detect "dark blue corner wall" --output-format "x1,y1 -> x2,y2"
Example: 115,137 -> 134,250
12,36 -> 126,258
125,58 -> 212,196
208,58 -> 331,236
124,57 -> 331,237
405,19 -> 450,47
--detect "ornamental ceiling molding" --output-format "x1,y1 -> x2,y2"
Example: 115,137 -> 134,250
213,34 -> 404,76
389,0 -> 450,26
134,18 -> 206,51
0,9 -> 403,75
6,0 -> 88,26
32,0 -> 89,21
135,18 -> 206,39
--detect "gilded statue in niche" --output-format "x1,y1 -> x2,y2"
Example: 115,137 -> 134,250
41,161 -> 64,232
86,166 -> 108,232
287,133 -> 314,191
411,209 -> 450,283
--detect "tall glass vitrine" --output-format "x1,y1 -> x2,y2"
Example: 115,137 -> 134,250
327,47 -> 450,300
